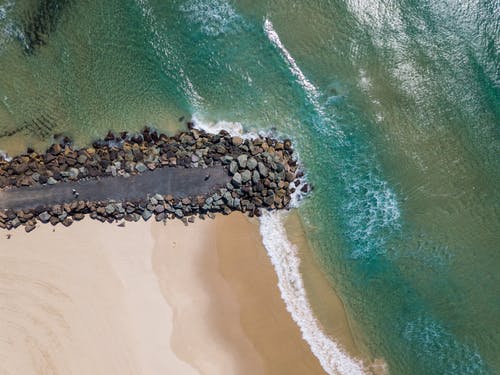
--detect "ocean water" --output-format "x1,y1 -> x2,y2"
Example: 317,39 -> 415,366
0,0 -> 498,374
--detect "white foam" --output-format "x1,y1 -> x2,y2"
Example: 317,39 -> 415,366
190,113 -> 262,140
264,19 -> 345,141
264,19 -> 320,100
259,211 -> 366,375
179,0 -> 244,37
0,150 -> 11,162
0,0 -> 16,53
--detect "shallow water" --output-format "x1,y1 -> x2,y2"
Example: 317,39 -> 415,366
1,0 -> 498,374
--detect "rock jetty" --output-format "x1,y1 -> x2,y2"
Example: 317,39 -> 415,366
0,125 -> 308,232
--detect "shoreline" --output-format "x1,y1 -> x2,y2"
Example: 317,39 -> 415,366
0,212 -> 328,374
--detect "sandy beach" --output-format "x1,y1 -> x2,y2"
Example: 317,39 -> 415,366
0,212 -> 326,374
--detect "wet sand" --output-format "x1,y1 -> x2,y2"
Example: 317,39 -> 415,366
0,213 -> 326,374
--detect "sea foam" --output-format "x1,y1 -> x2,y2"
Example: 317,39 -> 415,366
179,0 -> 244,37
0,150 -> 11,162
191,114 -> 259,139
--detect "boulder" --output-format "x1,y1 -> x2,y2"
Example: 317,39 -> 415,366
257,162 -> 268,177
135,162 -> 147,173
246,157 -> 257,170
241,170 -> 252,184
13,162 -> 29,174
74,213 -> 85,221
142,209 -> 153,221
231,172 -> 242,187
237,154 -> 248,168
263,195 -> 275,206
231,136 -> 243,146
47,177 -> 57,185
62,217 -> 73,227
69,167 -> 79,179
25,222 -> 36,233
252,170 -> 260,184
229,161 -> 238,175
77,154 -> 88,164
38,211 -> 51,223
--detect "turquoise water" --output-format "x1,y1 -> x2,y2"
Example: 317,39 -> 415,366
1,0 -> 498,373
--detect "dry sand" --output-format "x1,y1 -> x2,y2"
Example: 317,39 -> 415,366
0,213 -> 326,375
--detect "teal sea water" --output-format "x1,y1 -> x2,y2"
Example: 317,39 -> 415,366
0,0 -> 498,373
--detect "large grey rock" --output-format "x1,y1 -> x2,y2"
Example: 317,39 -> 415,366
38,211 -> 51,223
25,222 -> 36,233
233,198 -> 241,209
47,177 -> 57,185
11,218 -> 21,228
252,170 -> 260,184
223,192 -> 234,207
68,167 -> 79,179
142,209 -> 153,221
229,161 -> 238,175
105,204 -> 115,214
135,162 -> 147,173
77,154 -> 88,164
257,162 -> 268,177
231,172 -> 242,187
241,170 -> 252,183
153,193 -> 164,202
263,195 -> 275,206
246,157 -> 257,170
237,154 -> 248,168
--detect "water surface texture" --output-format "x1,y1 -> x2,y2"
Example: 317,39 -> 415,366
1,0 -> 498,374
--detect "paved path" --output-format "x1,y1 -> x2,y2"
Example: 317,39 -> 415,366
0,166 -> 230,211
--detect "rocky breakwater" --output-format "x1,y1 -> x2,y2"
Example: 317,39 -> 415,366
0,126 -> 308,233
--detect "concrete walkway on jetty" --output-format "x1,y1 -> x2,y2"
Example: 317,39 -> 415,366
0,166 -> 230,211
